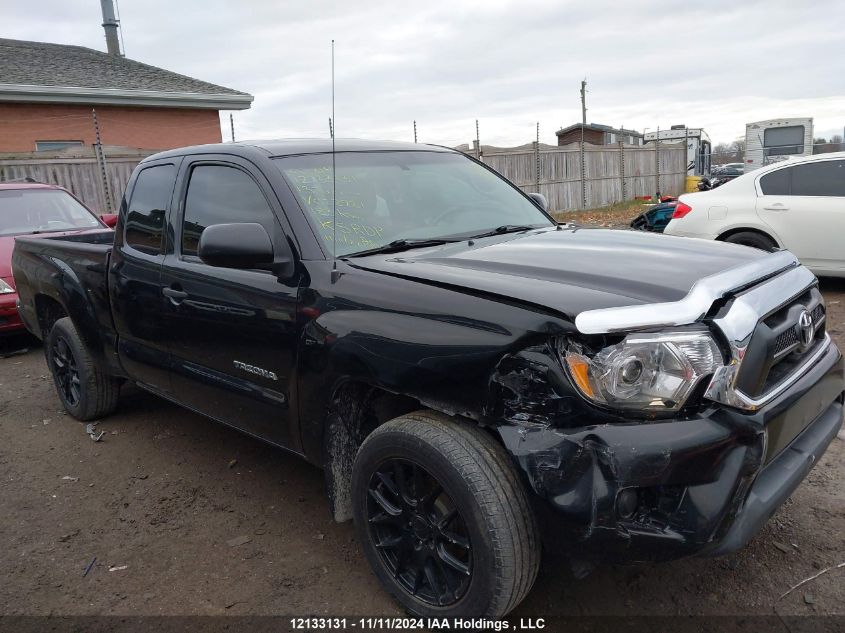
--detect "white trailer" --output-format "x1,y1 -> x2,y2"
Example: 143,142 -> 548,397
643,126 -> 711,176
744,118 -> 813,172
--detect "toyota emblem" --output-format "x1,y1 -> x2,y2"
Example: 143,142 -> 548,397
797,310 -> 814,348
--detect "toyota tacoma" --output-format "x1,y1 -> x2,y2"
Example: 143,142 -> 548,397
12,140 -> 844,617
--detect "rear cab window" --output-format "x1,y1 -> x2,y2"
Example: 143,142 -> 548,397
125,164 -> 176,255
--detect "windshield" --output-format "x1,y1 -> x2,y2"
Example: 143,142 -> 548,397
0,189 -> 100,236
275,151 -> 553,256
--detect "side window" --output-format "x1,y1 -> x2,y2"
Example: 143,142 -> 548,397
125,164 -> 175,255
790,161 -> 845,197
181,165 -> 277,257
759,168 -> 790,196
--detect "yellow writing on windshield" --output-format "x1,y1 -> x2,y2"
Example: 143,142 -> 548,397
287,167 -> 387,250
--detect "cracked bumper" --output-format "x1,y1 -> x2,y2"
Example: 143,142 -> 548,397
499,343 -> 844,563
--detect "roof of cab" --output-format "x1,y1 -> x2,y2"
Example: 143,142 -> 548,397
142,138 -> 456,163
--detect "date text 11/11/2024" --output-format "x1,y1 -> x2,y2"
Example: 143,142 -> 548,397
290,618 -> 546,630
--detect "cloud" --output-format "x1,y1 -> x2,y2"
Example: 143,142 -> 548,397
3,0 -> 843,146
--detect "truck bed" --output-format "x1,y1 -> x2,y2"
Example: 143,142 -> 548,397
12,229 -> 121,374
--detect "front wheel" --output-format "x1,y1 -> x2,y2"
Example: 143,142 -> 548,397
45,317 -> 120,421
351,411 -> 540,618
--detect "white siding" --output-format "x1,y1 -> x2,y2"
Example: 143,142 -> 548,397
745,118 -> 814,172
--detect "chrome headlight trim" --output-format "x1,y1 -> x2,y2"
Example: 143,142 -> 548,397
0,279 -> 15,294
574,250 -> 828,412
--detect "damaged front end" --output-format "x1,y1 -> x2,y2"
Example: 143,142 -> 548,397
491,339 -> 843,563
485,253 -> 845,563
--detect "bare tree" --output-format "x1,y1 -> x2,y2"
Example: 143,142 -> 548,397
712,142 -> 732,164
729,138 -> 746,162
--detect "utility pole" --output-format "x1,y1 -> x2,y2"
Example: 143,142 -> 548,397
413,120 -> 417,143
475,119 -> 481,160
655,125 -> 661,200
91,108 -> 113,213
230,113 -> 235,143
329,117 -> 333,139
534,121 -> 540,192
579,79 -> 587,208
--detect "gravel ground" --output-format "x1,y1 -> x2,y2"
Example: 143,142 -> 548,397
1,245 -> 843,619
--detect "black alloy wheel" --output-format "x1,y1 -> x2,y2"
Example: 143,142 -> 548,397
51,335 -> 81,407
45,317 -> 121,421
352,411 -> 541,617
366,458 -> 472,607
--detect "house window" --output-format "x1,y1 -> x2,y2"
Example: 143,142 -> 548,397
35,141 -> 84,151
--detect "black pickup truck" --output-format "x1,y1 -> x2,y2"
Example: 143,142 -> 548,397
12,140 -> 844,617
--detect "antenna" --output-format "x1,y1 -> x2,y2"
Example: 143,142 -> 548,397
330,39 -> 339,282
114,0 -> 126,55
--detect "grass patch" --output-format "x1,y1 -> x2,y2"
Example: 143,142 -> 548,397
552,199 -> 649,227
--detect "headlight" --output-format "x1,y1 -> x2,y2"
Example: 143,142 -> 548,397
0,279 -> 15,294
560,329 -> 724,412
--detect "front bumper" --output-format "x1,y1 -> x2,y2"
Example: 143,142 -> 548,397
499,341 -> 844,563
0,291 -> 24,333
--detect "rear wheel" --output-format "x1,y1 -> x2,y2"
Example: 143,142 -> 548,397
723,231 -> 777,251
351,410 -> 540,617
46,317 -> 120,421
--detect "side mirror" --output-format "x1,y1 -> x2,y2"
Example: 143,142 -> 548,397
198,223 -> 276,269
100,213 -> 118,228
528,192 -> 548,211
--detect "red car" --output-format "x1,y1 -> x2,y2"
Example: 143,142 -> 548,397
0,182 -> 116,334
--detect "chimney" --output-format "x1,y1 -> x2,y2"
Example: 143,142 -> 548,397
100,0 -> 121,56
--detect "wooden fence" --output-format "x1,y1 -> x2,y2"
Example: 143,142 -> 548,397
1,141 -> 687,216
0,146 -> 152,214
479,141 -> 687,212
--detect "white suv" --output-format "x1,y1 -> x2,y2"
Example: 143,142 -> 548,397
665,152 -> 845,277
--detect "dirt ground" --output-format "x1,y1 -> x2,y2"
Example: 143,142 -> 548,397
1,237 -> 844,619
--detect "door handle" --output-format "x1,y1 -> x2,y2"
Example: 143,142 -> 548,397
162,286 -> 188,303
763,204 -> 789,211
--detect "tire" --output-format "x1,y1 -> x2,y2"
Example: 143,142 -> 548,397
45,317 -> 120,421
351,410 -> 540,618
723,231 -> 777,251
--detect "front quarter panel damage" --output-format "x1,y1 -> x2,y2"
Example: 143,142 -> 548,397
497,414 -> 765,562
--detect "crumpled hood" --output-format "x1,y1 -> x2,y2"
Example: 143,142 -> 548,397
350,226 -> 767,319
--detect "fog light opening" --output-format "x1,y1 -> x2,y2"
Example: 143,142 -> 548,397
616,488 -> 639,519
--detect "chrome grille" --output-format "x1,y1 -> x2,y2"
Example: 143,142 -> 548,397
738,287 -> 826,398
773,327 -> 799,356
705,262 -> 831,411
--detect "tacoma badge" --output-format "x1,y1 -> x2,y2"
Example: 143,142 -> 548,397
233,360 -> 278,381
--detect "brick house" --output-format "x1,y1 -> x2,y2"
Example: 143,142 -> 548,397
556,123 -> 643,146
0,38 -> 253,153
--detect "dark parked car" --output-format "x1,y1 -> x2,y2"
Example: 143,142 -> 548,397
630,200 -> 677,232
12,140 -> 844,617
711,164 -> 744,183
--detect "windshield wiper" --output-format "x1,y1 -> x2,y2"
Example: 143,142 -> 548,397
466,224 -> 538,240
344,237 -> 460,258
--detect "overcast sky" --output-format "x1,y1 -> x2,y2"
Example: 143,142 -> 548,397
3,0 -> 844,147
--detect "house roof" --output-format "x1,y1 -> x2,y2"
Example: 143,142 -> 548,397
556,122 -> 642,137
0,38 -> 253,110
